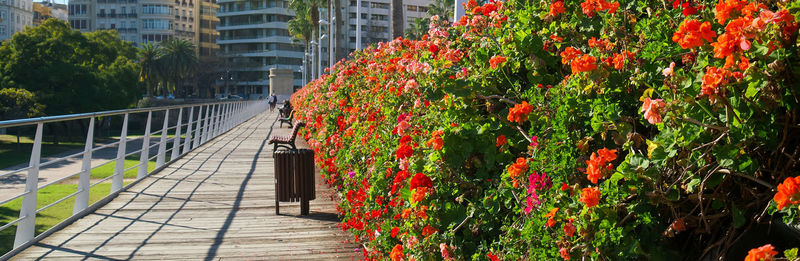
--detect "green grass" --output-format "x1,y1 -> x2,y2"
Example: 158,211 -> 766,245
0,182 -> 131,255
90,159 -> 156,179
0,135 -> 84,169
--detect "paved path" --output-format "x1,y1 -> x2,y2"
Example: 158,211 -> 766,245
13,111 -> 360,260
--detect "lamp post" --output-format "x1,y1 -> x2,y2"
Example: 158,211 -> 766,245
310,40 -> 318,79
319,18 -> 329,74
330,16 -> 336,69
318,34 -> 327,77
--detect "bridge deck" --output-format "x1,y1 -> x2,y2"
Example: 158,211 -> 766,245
13,111 -> 359,260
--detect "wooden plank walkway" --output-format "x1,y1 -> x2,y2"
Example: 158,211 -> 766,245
13,111 -> 360,260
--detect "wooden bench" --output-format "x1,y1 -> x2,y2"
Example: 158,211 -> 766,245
268,121 -> 305,152
279,110 -> 294,128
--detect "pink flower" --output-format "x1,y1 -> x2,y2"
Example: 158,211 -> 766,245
662,62 -> 675,77
640,98 -> 667,124
440,243 -> 453,260
530,136 -> 539,150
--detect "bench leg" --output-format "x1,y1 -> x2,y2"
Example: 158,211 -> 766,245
301,199 -> 309,215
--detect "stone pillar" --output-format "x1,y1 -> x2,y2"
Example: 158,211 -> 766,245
269,68 -> 295,103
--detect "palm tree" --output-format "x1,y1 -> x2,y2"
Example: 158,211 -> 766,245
288,13 -> 314,83
427,0 -> 454,22
137,43 -> 161,98
404,18 -> 428,40
160,38 -> 197,98
289,0 -> 325,80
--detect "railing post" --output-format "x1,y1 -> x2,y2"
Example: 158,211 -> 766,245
171,108 -> 183,161
202,104 -> 212,143
136,112 -> 152,180
13,123 -> 43,248
223,103 -> 231,132
184,106 -> 195,154
112,113 -> 129,192
73,118 -> 94,215
156,109 -> 170,168
193,105 -> 203,148
210,104 -> 219,138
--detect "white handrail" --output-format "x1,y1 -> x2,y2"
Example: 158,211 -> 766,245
0,100 -> 268,257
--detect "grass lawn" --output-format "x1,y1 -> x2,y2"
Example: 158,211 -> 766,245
0,135 -> 83,170
0,182 -> 130,255
90,159 -> 157,179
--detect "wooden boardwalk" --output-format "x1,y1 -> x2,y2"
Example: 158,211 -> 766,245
13,111 -> 360,260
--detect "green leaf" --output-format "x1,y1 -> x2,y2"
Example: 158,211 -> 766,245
686,178 -> 701,193
784,248 -> 798,260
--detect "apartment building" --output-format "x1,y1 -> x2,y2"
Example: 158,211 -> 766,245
216,0 -> 304,99
33,1 -> 67,26
338,0 -> 431,55
68,0 -> 195,44
0,0 -> 33,41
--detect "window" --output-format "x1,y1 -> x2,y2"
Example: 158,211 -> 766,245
418,6 -> 428,12
131,21 -> 136,28
349,12 -> 355,18
0,27 -> 5,35
110,23 -> 116,29
370,2 -> 388,8
407,5 -> 416,11
142,19 -> 170,29
361,13 -> 367,19
121,7 -> 126,13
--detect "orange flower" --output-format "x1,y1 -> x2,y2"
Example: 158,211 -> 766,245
585,154 -> 603,183
496,134 -> 507,147
581,0 -> 619,17
579,187 -> 601,208
714,0 -> 761,25
672,19 -> 717,49
549,1 -> 566,16
738,56 -> 750,71
744,244 -> 777,261
774,176 -> 800,210
546,218 -> 556,227
560,247 -> 570,260
570,55 -> 597,74
411,187 -> 428,203
416,205 -> 429,219
608,51 -> 634,70
426,130 -> 444,150
401,208 -> 413,219
671,218 -> 686,232
390,244 -> 405,261
560,47 -> 583,64
421,225 -> 438,237
597,148 -> 617,162
700,66 -> 730,104
507,101 -> 533,124
508,157 -> 529,188
550,34 -> 564,42
489,55 -> 507,69
711,17 -> 753,67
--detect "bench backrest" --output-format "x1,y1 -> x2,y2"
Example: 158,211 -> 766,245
289,121 -> 305,142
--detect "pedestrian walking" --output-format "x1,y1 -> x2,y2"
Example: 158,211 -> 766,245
268,94 -> 277,112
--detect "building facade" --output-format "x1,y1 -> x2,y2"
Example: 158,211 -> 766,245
68,0 -> 197,44
0,0 -> 33,41
33,1 -> 67,26
215,0 -> 304,99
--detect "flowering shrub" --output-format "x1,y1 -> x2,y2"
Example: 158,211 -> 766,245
291,0 -> 800,259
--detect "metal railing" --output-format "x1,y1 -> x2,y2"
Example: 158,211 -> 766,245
0,100 -> 268,258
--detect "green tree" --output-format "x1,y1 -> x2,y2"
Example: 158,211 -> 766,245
160,38 -> 197,98
404,18 -> 428,40
0,19 -> 140,114
138,43 -> 162,98
426,0 -> 454,22
288,12 -> 314,83
0,88 -> 44,120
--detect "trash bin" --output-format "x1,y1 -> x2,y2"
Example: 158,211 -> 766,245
274,149 -> 316,215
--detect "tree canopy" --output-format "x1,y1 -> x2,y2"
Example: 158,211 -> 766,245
0,19 -> 140,115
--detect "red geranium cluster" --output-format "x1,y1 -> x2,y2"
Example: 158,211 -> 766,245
584,148 -> 617,184
507,101 -> 533,124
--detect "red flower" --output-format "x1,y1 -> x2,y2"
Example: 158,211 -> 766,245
507,157 -> 529,188
744,244 -> 777,261
570,55 -> 597,74
421,225 -> 437,237
396,144 -> 414,159
487,252 -> 501,261
496,134 -> 507,147
489,55 -> 507,69
672,19 -> 716,49
560,47 -> 583,64
390,244 -> 404,261
507,101 -> 534,124
549,1 -> 566,16
560,247 -> 571,260
579,187 -> 601,208
774,176 -> 800,210
563,219 -> 576,237
410,172 -> 433,190
700,66 -> 730,104
641,98 -> 667,124
391,227 -> 400,238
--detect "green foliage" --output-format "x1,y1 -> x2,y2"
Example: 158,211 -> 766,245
0,19 -> 140,115
0,88 -> 44,120
291,0 -> 800,259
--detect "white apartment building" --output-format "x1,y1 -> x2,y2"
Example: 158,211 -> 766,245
0,0 -> 33,41
341,0 -> 431,53
216,0 -> 305,98
68,0 -> 198,44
